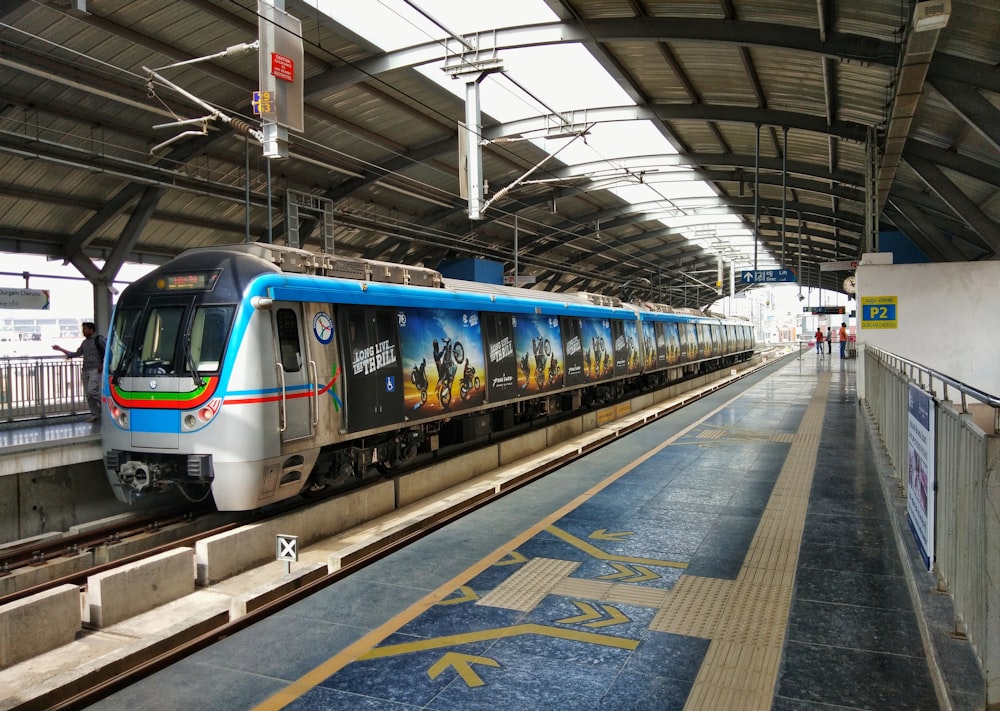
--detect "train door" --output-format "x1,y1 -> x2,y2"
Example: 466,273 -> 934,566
340,307 -> 404,433
272,303 -> 314,442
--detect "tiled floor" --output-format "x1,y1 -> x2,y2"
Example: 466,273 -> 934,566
91,356 -> 983,711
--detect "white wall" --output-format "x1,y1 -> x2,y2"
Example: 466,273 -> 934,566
856,260 -> 999,397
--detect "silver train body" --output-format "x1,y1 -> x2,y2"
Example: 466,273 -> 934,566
102,243 -> 754,511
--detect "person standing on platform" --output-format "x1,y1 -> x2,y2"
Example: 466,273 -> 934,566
814,328 -> 824,355
839,322 -> 848,358
826,327 -> 832,354
52,321 -> 105,423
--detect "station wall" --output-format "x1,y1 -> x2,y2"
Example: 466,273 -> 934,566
856,259 -> 1000,397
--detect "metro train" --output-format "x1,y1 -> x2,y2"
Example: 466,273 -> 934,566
101,243 -> 754,511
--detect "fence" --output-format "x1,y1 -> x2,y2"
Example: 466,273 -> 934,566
862,344 -> 999,706
0,355 -> 88,423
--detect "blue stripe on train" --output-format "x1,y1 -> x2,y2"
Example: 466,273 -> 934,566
131,407 -> 180,433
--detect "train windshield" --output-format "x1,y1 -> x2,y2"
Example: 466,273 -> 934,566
109,304 -> 235,379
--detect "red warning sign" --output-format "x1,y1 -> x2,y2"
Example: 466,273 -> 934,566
270,52 -> 294,82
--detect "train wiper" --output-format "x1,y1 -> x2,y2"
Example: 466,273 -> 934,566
110,318 -> 141,386
181,331 -> 205,388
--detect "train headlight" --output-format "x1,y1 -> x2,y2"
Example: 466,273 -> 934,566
182,397 -> 222,432
109,404 -> 129,428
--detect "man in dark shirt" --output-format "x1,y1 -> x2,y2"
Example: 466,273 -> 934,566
53,322 -> 104,423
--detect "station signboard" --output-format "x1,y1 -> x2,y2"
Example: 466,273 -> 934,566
739,269 -> 795,284
0,288 -> 50,310
860,295 -> 898,329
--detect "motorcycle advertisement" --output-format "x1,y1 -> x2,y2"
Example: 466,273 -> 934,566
512,314 -> 564,395
682,322 -> 699,362
661,321 -> 682,366
615,319 -> 642,376
641,320 -> 660,371
397,307 -> 486,418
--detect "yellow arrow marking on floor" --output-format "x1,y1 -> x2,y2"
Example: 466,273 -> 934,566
495,551 -> 528,566
589,528 -> 634,541
546,525 -> 688,569
357,623 -> 639,661
427,652 -> 500,687
556,601 -> 631,628
437,585 -> 479,605
598,562 -> 660,583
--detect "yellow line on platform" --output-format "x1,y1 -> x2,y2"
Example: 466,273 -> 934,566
682,373 -> 831,711
357,623 -> 639,660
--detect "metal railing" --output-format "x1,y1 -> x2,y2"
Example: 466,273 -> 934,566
0,355 -> 89,423
862,344 -> 999,705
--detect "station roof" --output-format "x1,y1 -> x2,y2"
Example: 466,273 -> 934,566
1,0 -> 997,307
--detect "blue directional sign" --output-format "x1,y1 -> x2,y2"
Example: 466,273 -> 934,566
740,269 -> 795,284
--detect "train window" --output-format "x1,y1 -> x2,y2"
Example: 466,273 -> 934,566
140,306 -> 184,374
191,305 -> 234,372
109,308 -> 141,373
275,308 -> 302,372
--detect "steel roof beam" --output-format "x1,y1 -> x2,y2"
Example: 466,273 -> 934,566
305,19 -> 898,99
929,79 -> 1000,154
884,199 -> 970,262
487,104 -> 868,143
905,155 -> 1000,256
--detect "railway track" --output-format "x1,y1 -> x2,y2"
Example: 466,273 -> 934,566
5,348 -> 793,711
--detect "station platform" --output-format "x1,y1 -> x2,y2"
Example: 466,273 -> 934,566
75,354 -> 984,710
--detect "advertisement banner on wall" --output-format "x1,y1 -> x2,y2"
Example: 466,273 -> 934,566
906,384 -> 936,571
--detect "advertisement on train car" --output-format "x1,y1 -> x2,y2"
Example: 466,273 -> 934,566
681,323 -> 698,362
341,307 -> 405,433
482,313 -> 518,403
580,317 -> 613,381
512,314 -> 563,395
660,322 -> 681,366
641,321 -> 659,370
561,317 -> 585,387
397,307 -> 486,418
614,319 -> 642,376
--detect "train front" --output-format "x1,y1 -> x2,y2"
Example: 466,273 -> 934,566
101,248 -> 276,509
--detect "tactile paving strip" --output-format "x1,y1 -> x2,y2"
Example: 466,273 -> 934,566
649,576 -> 735,639
476,557 -> 579,611
680,373 -> 831,711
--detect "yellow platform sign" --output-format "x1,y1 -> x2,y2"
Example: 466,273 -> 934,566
861,295 -> 897,329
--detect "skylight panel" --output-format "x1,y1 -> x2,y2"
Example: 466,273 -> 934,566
316,0 -> 558,52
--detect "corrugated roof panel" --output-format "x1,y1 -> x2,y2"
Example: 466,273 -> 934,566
939,0 -> 1000,63
750,49 -> 827,116
730,0 -> 819,28
644,1 -> 727,20
671,43 -> 762,105
604,41 -> 697,103
837,63 -> 894,125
